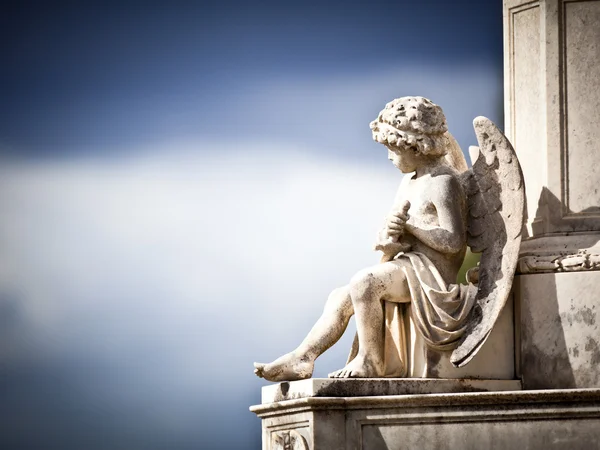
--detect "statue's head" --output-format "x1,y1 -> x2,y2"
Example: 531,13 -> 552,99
370,96 -> 448,172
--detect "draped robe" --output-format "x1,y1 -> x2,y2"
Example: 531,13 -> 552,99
347,252 -> 476,377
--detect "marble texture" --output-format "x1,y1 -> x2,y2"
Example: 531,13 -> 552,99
261,378 -> 522,404
408,295 -> 515,379
504,0 -> 600,237
505,0 -> 600,390
254,97 -> 525,382
516,271 -> 600,389
251,389 -> 600,450
516,232 -> 600,274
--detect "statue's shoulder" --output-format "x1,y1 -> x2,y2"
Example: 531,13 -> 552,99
427,165 -> 465,199
431,163 -> 461,180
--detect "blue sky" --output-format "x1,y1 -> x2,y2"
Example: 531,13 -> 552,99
1,0 -> 502,156
0,1 -> 503,449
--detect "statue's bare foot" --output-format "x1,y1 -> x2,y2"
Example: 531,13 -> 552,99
254,352 -> 314,382
328,355 -> 383,378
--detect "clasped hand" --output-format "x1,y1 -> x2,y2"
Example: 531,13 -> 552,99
374,201 -> 412,259
384,208 -> 409,242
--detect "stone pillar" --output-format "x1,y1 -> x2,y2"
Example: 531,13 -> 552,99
504,0 -> 600,388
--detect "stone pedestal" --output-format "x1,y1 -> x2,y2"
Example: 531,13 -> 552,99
516,272 -> 600,389
251,383 -> 600,449
261,378 -> 522,404
505,0 -> 600,388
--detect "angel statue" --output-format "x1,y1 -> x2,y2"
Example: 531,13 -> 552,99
254,96 -> 524,381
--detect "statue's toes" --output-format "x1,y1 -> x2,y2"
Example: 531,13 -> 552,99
253,362 -> 265,377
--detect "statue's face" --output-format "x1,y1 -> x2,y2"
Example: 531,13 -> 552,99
387,145 -> 420,173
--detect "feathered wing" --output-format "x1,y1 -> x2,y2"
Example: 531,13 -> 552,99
450,116 -> 525,368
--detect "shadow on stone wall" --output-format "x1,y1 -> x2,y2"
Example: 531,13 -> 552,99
530,187 -> 600,237
520,188 -> 575,389
518,273 -> 577,389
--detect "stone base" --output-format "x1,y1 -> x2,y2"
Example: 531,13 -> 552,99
261,378 -> 522,403
515,271 -> 600,389
251,386 -> 600,450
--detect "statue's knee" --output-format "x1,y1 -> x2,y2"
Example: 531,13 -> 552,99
324,286 -> 347,310
349,269 -> 380,300
327,286 -> 346,300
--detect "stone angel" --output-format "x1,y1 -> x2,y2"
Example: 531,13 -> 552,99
254,96 -> 525,381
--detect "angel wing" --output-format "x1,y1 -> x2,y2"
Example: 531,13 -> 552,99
450,116 -> 525,368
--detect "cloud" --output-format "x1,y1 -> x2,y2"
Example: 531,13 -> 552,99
0,142 -> 399,360
0,142 -> 400,448
0,62 -> 501,448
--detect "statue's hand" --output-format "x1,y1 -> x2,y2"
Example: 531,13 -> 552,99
374,201 -> 411,262
374,239 -> 403,253
374,236 -> 411,262
385,207 -> 410,241
381,200 -> 411,243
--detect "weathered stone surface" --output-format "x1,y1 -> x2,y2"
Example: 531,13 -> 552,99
505,0 -> 600,392
251,389 -> 600,450
505,0 -> 600,237
409,295 -> 515,379
517,234 -> 600,274
516,271 -> 600,389
254,98 -> 524,383
261,378 -> 522,404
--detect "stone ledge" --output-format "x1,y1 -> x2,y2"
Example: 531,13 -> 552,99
252,388 -> 600,448
260,378 -> 522,404
251,387 -> 600,416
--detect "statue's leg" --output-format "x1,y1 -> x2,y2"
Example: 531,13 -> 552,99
254,286 -> 354,382
295,286 -> 354,360
329,260 -> 411,378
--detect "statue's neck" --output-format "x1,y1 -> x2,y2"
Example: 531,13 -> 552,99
414,156 -> 445,178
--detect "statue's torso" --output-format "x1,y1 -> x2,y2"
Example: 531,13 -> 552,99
396,170 -> 467,286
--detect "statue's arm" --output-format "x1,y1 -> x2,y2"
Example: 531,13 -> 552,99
404,175 -> 465,255
374,178 -> 412,260
374,176 -> 410,245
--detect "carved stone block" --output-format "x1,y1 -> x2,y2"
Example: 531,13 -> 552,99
252,389 -> 600,449
504,0 -> 600,237
515,271 -> 600,388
